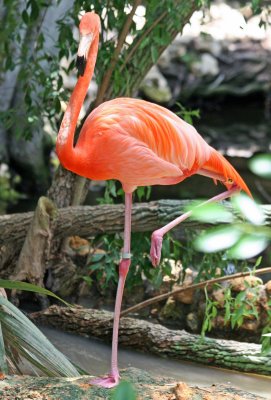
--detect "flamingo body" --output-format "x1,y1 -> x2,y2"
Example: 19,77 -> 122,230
60,97 -> 250,195
56,12 -> 251,388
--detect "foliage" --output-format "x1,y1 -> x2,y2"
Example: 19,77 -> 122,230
261,302 -> 271,355
196,154 -> 271,354
85,232 -> 179,293
200,265 -> 271,355
0,295 -> 81,376
175,102 -> 200,125
0,164 -> 21,213
0,0 -> 197,141
0,279 -> 71,306
110,380 -> 137,400
190,154 -> 271,260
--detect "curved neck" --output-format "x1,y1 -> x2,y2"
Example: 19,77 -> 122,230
56,33 -> 99,167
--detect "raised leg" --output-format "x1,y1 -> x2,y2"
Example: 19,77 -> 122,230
150,186 -> 240,266
90,192 -> 132,388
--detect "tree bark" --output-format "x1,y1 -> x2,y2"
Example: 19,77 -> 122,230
10,197 -> 57,285
1,200 -> 271,276
0,368 -> 266,400
31,305 -> 271,376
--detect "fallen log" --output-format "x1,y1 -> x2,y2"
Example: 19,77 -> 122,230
31,305 -> 271,376
0,367 -> 266,400
2,200 -> 271,245
1,199 -> 271,274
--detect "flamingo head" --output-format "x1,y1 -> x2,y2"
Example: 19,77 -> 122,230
76,12 -> 100,76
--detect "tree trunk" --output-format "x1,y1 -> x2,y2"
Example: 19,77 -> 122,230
0,368 -> 265,400
31,305 -> 271,376
1,200 -> 270,276
7,1 -> 73,191
10,197 -> 57,285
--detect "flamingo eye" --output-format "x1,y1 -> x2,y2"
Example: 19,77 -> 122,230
227,178 -> 233,184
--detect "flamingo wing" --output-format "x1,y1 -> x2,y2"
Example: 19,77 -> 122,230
75,98 -> 211,190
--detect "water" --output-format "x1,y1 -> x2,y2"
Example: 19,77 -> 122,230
41,326 -> 271,399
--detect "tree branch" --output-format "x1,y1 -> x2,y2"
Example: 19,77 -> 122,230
94,0 -> 142,106
119,10 -> 167,72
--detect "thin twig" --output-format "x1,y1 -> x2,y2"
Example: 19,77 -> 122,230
120,266 -> 271,317
94,0 -> 142,107
119,10 -> 167,72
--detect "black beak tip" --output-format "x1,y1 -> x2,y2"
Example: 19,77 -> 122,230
76,55 -> 87,76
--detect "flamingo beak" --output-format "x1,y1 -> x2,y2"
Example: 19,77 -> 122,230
76,33 -> 93,76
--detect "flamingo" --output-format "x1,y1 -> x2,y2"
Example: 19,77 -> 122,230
56,12 -> 251,388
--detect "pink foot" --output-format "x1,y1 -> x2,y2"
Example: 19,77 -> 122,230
150,231 -> 163,267
90,372 -> 119,388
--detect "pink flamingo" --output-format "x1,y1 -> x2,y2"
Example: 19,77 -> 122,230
56,12 -> 251,388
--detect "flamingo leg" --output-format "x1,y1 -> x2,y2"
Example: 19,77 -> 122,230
150,186 -> 240,266
90,192 -> 132,388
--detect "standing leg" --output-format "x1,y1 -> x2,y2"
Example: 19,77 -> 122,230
90,192 -> 132,388
150,186 -> 240,266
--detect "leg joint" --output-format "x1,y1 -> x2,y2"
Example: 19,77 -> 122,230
122,252 -> 132,260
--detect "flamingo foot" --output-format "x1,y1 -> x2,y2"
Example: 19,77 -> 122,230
90,371 -> 119,388
150,231 -> 163,267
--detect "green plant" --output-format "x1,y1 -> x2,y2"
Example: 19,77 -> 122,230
193,154 -> 271,353
1,0 -> 199,142
0,280 -> 78,375
200,257 -> 271,355
110,380 -> 137,400
0,295 -> 81,376
0,164 -> 21,213
86,232 -> 179,294
201,286 -> 218,335
175,102 -> 200,125
261,301 -> 271,355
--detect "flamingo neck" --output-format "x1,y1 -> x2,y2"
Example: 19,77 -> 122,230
56,34 -> 99,168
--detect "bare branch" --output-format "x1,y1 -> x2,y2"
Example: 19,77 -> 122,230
94,0 -> 142,106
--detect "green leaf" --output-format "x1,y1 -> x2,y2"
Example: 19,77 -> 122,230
0,296 -> 80,376
54,97 -> 61,114
151,46 -> 159,63
195,226 -> 241,253
232,194 -> 265,225
227,235 -> 268,260
22,10 -> 29,24
249,154 -> 271,179
111,381 -> 137,400
0,280 -> 71,307
254,256 -> 262,268
188,202 -> 233,223
89,253 -> 105,263
30,0 -> 39,22
0,322 -> 8,374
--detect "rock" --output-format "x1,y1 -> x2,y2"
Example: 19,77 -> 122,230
265,280 -> 271,295
0,368 -> 266,400
241,318 -> 260,332
159,297 -> 184,325
140,65 -> 172,104
186,312 -> 199,332
212,288 -> 225,308
173,286 -> 195,305
173,382 -> 193,400
173,268 -> 195,304
69,236 -> 90,256
230,276 -> 263,292
213,314 -> 230,330
258,286 -> 269,310
192,53 -> 219,76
